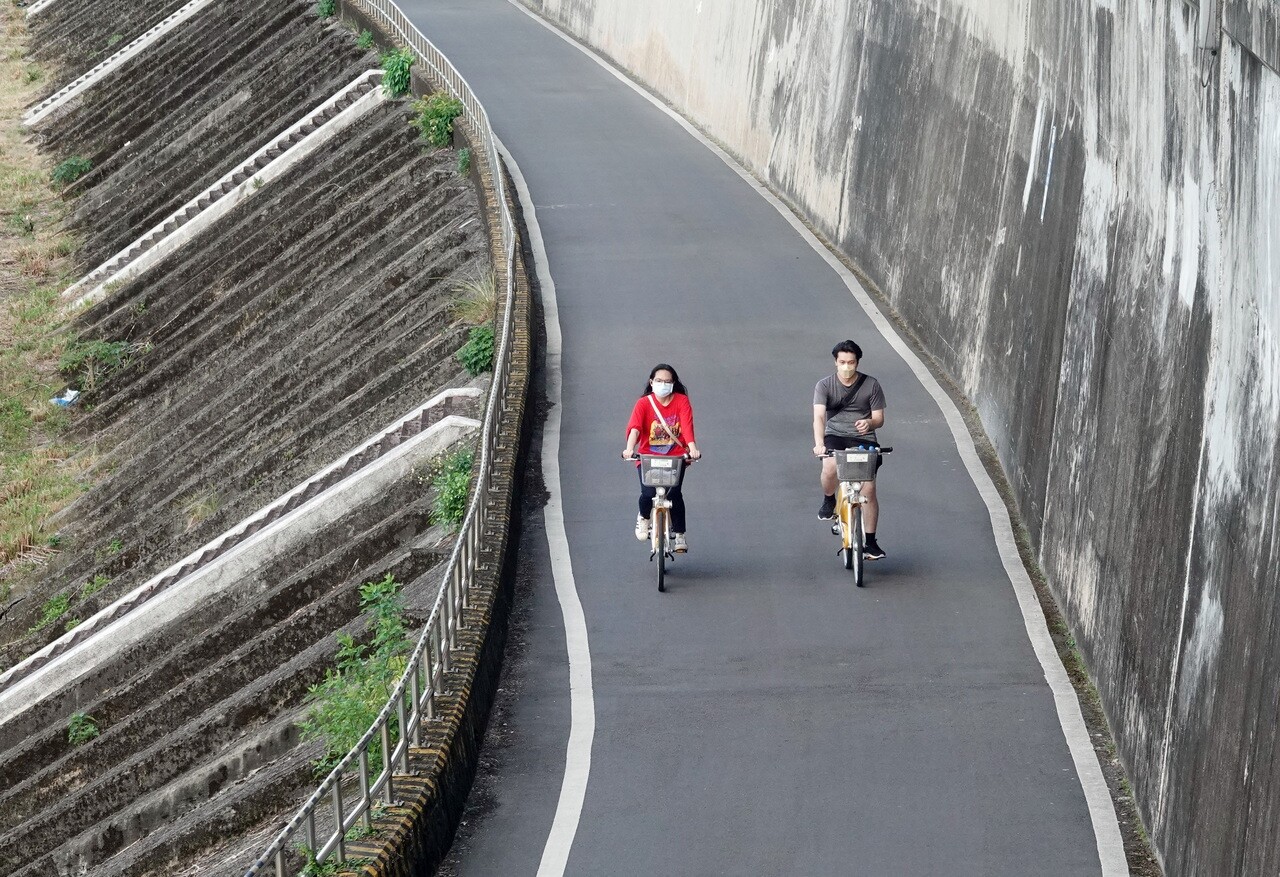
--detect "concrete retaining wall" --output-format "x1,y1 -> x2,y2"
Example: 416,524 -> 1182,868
517,0 -> 1280,873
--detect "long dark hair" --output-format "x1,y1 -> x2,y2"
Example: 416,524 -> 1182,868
641,363 -> 688,398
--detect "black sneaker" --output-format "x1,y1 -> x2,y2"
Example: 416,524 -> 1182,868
863,542 -> 886,561
818,495 -> 836,520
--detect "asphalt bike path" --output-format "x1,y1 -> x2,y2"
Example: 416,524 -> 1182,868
404,1 -> 1121,873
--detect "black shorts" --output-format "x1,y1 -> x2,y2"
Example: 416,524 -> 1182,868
824,434 -> 883,470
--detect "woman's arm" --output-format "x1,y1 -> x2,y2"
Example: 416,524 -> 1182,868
622,427 -> 641,458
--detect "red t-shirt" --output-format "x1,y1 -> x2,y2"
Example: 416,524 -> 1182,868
626,393 -> 695,456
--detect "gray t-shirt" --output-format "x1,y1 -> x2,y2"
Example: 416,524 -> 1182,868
814,373 -> 886,439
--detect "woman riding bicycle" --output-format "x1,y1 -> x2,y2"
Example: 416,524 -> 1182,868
621,363 -> 701,553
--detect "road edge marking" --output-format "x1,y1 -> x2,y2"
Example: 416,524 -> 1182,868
504,2 -> 1128,873
493,136 -> 596,877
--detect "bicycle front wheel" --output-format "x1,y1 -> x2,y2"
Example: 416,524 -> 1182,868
654,510 -> 666,592
852,505 -> 865,587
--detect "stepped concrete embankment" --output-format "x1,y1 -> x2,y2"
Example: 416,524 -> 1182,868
516,1 -> 1279,874
0,0 -> 516,870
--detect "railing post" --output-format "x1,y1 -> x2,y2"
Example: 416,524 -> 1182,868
359,750 -> 372,829
397,694 -> 410,773
410,669 -> 423,744
381,721 -> 395,803
331,782 -> 346,861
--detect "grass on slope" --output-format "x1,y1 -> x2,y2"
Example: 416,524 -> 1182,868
0,4 -> 85,596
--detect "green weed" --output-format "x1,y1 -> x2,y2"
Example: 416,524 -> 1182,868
58,339 -> 149,394
456,146 -> 471,177
67,712 -> 99,745
431,447 -> 474,528
30,592 -> 69,632
64,617 -> 80,631
357,29 -> 374,49
380,48 -> 413,98
107,538 -> 123,553
457,324 -> 494,376
411,92 -> 464,147
300,574 -> 410,776
316,0 -> 335,18
50,156 -> 92,187
105,33 -> 122,48
80,572 -> 109,599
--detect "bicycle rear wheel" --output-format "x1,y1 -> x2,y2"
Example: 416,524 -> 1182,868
654,509 -> 666,592
852,506 -> 865,587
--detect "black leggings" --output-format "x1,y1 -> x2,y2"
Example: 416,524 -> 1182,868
638,467 -> 686,533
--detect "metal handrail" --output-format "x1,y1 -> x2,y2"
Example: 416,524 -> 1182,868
243,1 -> 516,872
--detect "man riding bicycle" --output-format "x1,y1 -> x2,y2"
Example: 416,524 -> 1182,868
813,340 -> 887,559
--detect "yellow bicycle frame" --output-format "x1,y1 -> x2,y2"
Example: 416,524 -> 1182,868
836,481 -> 864,548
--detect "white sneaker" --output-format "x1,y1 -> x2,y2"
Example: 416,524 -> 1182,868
635,514 -> 650,541
671,532 -> 688,553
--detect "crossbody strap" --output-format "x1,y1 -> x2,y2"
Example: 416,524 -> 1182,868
647,394 -> 688,451
829,373 -> 868,415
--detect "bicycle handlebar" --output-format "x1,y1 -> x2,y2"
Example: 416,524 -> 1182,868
624,452 -> 696,462
820,446 -> 893,456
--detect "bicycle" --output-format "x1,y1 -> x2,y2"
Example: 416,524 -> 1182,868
822,445 -> 892,587
626,453 -> 690,592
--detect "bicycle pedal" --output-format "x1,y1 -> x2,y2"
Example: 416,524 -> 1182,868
831,524 -> 840,536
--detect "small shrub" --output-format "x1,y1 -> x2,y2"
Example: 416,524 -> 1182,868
457,324 -> 494,376
107,538 -> 124,554
58,339 -> 148,393
431,448 -> 474,528
316,0 -> 335,17
25,65 -> 43,84
67,712 -> 99,745
456,147 -> 471,177
251,176 -> 264,190
30,593 -> 69,632
449,269 -> 496,324
411,92 -> 464,147
105,33 -> 123,47
51,156 -> 92,187
357,29 -> 374,49
300,575 -> 409,775
380,48 -> 413,98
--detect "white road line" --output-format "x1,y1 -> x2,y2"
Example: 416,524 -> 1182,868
493,137 -> 596,877
506,2 -> 1128,874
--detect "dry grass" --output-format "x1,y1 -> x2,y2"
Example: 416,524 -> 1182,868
0,3 -> 82,578
448,268 -> 497,325
181,488 -> 220,532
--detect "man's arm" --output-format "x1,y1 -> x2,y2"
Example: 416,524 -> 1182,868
812,404 -> 827,456
853,409 -> 885,435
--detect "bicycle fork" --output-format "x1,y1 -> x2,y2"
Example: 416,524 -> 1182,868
650,488 -> 673,560
834,482 -> 863,547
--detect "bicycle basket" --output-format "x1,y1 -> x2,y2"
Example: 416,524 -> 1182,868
639,455 -> 685,488
835,448 -> 879,482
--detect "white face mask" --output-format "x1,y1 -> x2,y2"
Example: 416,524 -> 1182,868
836,363 -> 857,379
652,380 -> 674,397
